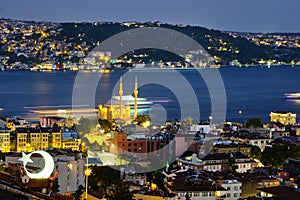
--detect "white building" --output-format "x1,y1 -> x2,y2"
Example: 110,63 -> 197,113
244,138 -> 273,151
220,180 -> 242,200
54,152 -> 85,194
190,124 -> 211,134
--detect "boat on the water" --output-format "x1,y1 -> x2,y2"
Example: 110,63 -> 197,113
285,92 -> 300,99
110,95 -> 153,110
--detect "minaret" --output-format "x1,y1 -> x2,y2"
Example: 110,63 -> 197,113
134,76 -> 138,119
119,77 -> 123,118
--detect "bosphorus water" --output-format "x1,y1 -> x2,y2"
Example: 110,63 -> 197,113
0,66 -> 300,123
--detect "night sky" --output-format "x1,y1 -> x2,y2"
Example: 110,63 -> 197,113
0,0 -> 299,33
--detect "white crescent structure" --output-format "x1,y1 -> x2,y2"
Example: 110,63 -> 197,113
19,150 -> 55,179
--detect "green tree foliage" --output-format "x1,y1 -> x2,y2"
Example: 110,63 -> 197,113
76,117 -> 98,134
185,192 -> 191,200
71,185 -> 84,200
261,144 -> 300,168
136,114 -> 149,125
51,178 -> 60,193
106,183 -> 133,200
250,146 -> 262,160
146,171 -> 168,192
89,166 -> 120,191
88,166 -> 133,200
98,119 -> 112,133
229,156 -> 238,173
244,118 -> 263,128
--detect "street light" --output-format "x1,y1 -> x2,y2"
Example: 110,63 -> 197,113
85,148 -> 91,200
209,116 -> 213,127
238,110 -> 242,124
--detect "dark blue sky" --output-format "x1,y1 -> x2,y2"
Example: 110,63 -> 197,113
0,0 -> 299,33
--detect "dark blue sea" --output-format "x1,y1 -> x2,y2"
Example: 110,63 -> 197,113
0,66 -> 300,123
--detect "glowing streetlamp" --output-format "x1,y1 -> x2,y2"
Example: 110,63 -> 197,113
209,116 -> 213,127
85,148 -> 91,200
238,110 -> 242,124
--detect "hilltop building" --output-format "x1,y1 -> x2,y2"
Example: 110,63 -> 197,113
270,111 -> 296,125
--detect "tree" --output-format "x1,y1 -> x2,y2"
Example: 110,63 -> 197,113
185,192 -> 191,200
229,155 -> 238,173
51,178 -> 60,193
98,119 -> 112,133
106,183 -> 133,200
245,118 -> 262,128
89,166 -> 120,191
76,117 -> 98,134
261,144 -> 300,168
146,171 -> 167,192
250,146 -> 262,160
71,185 -> 84,200
135,114 -> 149,126
53,123 -> 59,130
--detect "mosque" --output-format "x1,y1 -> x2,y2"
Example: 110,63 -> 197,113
98,77 -> 142,122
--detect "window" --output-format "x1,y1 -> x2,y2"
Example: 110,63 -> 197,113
234,193 -> 238,197
227,187 -> 231,190
234,186 -> 239,190
202,192 -> 208,197
134,143 -> 137,146
194,192 -> 200,197
128,149 -> 131,152
227,193 -> 231,197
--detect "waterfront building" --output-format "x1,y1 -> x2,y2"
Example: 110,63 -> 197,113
40,116 -> 69,128
270,111 -> 296,125
99,77 -> 150,122
99,77 -> 131,122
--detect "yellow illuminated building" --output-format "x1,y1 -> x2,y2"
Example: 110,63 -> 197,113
61,138 -> 82,151
16,129 -> 81,152
52,132 -> 62,148
99,76 -> 136,122
270,111 -> 296,125
0,128 -> 10,152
